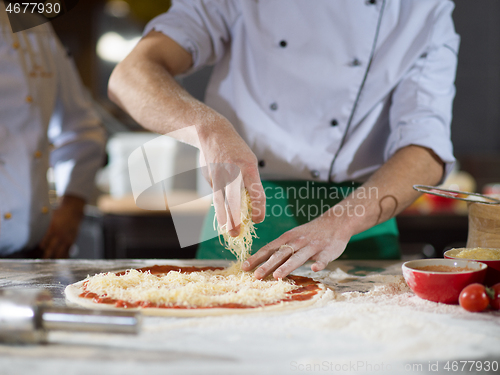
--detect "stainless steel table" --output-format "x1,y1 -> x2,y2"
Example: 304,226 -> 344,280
1,259 -> 499,375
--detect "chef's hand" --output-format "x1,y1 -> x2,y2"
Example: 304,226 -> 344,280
109,31 -> 265,235
198,120 -> 266,236
40,195 -> 85,259
241,210 -> 351,279
242,145 -> 446,279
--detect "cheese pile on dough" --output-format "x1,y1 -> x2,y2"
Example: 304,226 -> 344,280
82,189 -> 299,308
83,263 -> 298,308
216,189 -> 257,264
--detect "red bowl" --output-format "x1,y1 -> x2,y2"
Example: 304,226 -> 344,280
444,248 -> 500,286
402,259 -> 487,304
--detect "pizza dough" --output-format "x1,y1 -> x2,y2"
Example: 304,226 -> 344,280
65,189 -> 333,316
64,264 -> 332,317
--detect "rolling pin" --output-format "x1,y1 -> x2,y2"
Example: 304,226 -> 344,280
0,288 -> 141,344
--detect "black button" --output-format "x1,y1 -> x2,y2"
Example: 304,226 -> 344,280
420,52 -> 428,58
330,119 -> 338,127
351,58 -> 362,67
258,160 -> 266,167
279,40 -> 287,48
366,0 -> 376,4
270,103 -> 278,111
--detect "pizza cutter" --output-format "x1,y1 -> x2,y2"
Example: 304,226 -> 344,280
413,184 -> 500,205
0,288 -> 141,344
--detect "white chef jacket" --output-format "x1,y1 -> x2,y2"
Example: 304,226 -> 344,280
0,6 -> 106,255
146,0 -> 459,184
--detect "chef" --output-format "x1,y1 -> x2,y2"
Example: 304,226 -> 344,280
0,5 -> 106,258
108,0 -> 459,278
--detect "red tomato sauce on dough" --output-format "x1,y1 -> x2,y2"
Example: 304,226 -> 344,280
79,265 -> 321,309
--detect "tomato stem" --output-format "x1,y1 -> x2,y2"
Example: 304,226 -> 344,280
485,286 -> 495,301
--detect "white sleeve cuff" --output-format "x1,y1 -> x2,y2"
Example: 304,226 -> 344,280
385,120 -> 456,183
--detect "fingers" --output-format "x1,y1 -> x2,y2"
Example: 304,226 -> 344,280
311,251 -> 335,272
211,162 -> 264,237
243,166 -> 266,224
310,239 -> 346,271
40,225 -> 74,259
256,236 -> 310,279
247,233 -> 310,279
41,236 -> 69,259
198,119 -> 263,228
225,172 -> 243,236
210,163 -> 244,236
273,245 -> 317,279
253,244 -> 295,279
39,233 -> 50,254
243,223 -> 348,279
213,188 -> 227,229
242,233 -> 290,272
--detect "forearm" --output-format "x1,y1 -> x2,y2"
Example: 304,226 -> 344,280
108,33 -> 266,228
58,194 -> 85,217
108,35 -> 233,148
40,194 -> 86,259
335,145 -> 444,236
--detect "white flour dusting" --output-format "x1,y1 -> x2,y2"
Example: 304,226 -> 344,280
12,261 -> 498,373
131,266 -> 500,363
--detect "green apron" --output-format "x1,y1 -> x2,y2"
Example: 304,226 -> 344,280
197,180 -> 400,260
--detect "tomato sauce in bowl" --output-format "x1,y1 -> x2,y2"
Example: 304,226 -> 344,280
402,259 -> 487,304
414,265 -> 473,273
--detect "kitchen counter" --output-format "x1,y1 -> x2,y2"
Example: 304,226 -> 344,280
1,259 -> 499,375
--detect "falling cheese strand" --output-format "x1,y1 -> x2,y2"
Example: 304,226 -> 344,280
215,189 -> 257,265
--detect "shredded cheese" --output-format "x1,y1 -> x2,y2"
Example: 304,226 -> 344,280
83,263 -> 298,308
454,247 -> 500,260
81,189 -> 299,309
215,188 -> 257,264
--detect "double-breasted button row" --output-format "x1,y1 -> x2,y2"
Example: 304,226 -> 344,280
270,101 -> 340,128
278,38 -> 362,68
351,58 -> 362,67
3,206 -> 49,220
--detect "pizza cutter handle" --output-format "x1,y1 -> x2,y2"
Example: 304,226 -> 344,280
42,306 -> 141,335
0,288 -> 140,344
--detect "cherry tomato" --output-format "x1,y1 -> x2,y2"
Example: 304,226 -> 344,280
459,283 -> 490,312
489,283 -> 500,310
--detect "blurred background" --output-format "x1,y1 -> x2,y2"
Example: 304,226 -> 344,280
48,0 -> 500,260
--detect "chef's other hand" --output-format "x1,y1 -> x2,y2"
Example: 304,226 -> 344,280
242,212 -> 350,279
198,121 -> 266,237
40,195 -> 85,259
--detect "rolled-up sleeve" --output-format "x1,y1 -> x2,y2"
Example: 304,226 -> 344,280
48,37 -> 106,202
144,0 -> 240,73
385,2 -> 459,180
